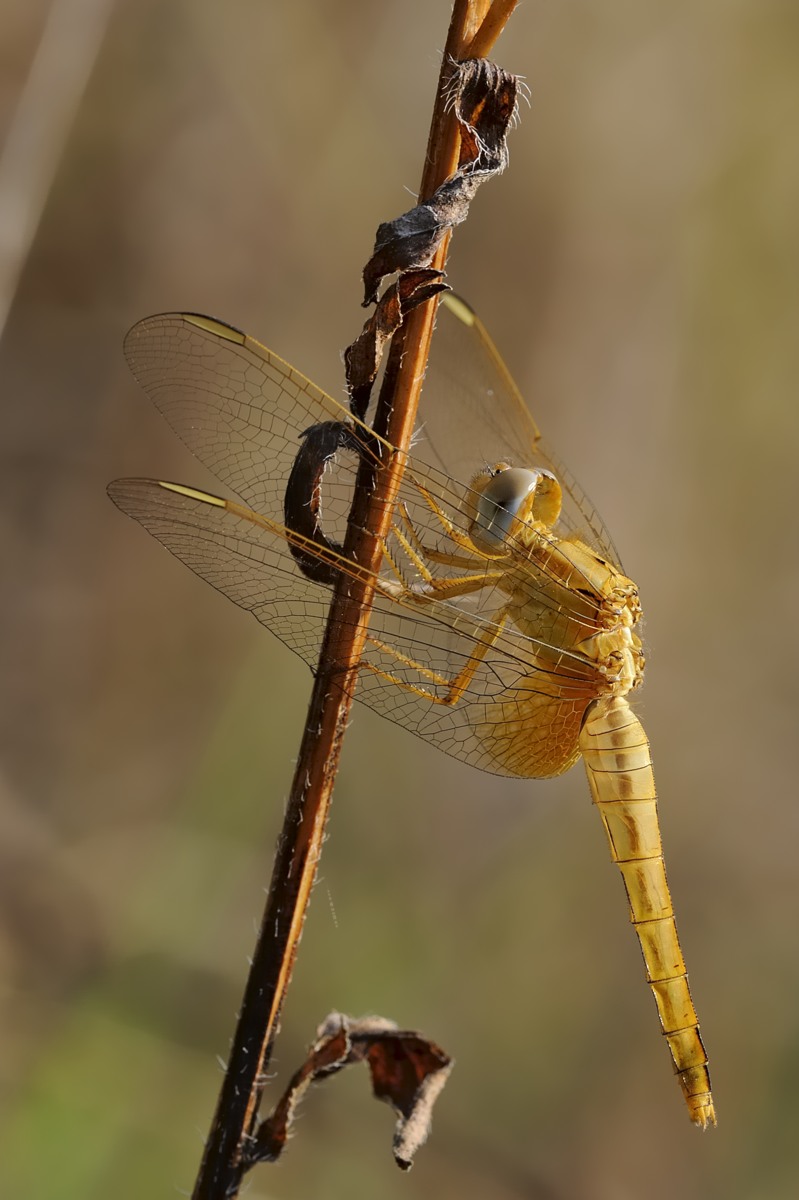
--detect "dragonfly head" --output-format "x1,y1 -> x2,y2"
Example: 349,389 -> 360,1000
467,464 -> 563,553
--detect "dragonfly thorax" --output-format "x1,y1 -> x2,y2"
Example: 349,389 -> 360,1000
467,464 -> 562,554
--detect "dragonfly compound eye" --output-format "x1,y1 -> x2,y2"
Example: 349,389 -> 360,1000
469,466 -> 562,552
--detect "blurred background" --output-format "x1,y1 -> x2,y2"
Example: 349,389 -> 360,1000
1,1 -> 797,1197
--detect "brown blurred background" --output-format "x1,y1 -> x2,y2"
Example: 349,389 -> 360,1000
1,2 -> 797,1197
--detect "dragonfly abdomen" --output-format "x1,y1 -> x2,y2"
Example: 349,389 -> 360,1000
580,696 -> 715,1128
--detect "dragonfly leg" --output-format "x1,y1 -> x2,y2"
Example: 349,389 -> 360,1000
363,611 -> 508,706
410,477 -> 497,558
395,502 -> 487,571
386,517 -> 439,584
384,494 -> 504,597
379,567 -> 506,605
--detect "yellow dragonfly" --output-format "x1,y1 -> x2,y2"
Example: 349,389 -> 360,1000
108,294 -> 714,1128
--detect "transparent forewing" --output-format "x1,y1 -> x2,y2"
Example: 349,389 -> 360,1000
114,310 -> 612,779
121,311 -> 608,643
123,313 -> 383,524
107,476 -> 599,779
108,478 -> 335,658
421,295 -> 622,567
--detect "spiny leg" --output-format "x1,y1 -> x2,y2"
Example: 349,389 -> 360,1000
395,501 -> 486,572
384,481 -> 505,591
386,516 -> 438,584
380,507 -> 475,590
409,477 -> 507,559
363,610 -> 509,706
379,564 -> 506,605
382,488 -> 508,600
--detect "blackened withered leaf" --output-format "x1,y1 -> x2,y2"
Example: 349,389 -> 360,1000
283,421 -> 373,585
245,1012 -> 453,1171
362,57 -> 519,305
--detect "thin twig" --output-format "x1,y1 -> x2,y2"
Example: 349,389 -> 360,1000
465,0 -> 521,60
191,3 -> 514,1197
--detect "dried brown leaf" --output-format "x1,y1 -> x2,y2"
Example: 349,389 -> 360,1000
345,267 -> 449,418
245,1013 -> 453,1171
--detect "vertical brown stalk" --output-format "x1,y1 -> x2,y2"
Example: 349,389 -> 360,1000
191,4 -> 516,1197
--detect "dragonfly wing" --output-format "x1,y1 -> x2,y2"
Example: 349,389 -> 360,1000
108,478 -> 594,778
123,311 -> 615,638
357,634 -> 588,779
123,313 -> 381,522
117,308 -> 610,779
107,478 -> 352,670
420,295 -> 623,567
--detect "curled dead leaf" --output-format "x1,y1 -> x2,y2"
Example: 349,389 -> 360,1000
244,1012 -> 453,1171
345,267 -> 449,419
361,58 -> 519,306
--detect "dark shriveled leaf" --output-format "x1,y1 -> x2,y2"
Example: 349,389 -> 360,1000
362,58 -> 519,306
245,1012 -> 453,1172
283,421 -> 378,584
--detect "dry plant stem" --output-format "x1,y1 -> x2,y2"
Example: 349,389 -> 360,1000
466,0 -> 520,58
191,4 -> 512,1197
